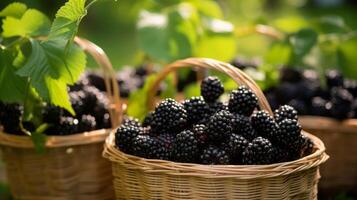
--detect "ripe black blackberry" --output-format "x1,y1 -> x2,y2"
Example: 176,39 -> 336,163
200,146 -> 230,165
231,115 -> 256,141
69,91 -> 85,117
310,97 -> 330,117
182,96 -> 209,124
287,134 -> 310,160
42,105 -> 63,124
207,110 -> 234,142
279,67 -> 302,83
330,87 -> 353,119
0,103 -> 23,134
272,146 -> 290,163
78,115 -> 96,133
222,134 -> 248,163
86,71 -> 106,91
122,116 -> 141,128
172,130 -> 199,163
192,124 -> 208,146
115,125 -> 141,154
325,70 -> 344,88
228,86 -> 258,116
151,98 -> 187,134
156,133 -> 175,160
275,119 -> 302,147
274,105 -> 298,123
82,86 -> 101,113
200,76 -> 224,103
142,111 -> 154,127
132,135 -> 159,159
287,99 -> 308,115
242,137 -> 274,165
344,79 -> 357,98
93,101 -> 111,129
207,101 -> 227,115
251,110 -> 279,140
56,116 -> 79,135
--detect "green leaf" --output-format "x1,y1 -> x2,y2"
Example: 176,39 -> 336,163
0,49 -> 28,103
314,16 -> 349,34
0,2 -> 27,18
195,34 -> 236,61
56,0 -> 86,21
337,35 -> 357,79
138,4 -> 198,62
17,39 -> 86,114
2,9 -> 51,37
31,130 -> 47,153
264,41 -> 292,65
188,0 -> 223,18
289,29 -> 318,64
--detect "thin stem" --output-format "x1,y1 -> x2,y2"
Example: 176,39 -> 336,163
4,37 -> 27,49
20,78 -> 32,136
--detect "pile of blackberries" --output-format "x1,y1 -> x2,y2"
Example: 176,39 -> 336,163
0,74 -> 112,136
115,76 -> 313,165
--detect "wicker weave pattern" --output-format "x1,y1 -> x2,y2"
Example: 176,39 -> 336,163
299,116 -> 357,193
0,37 -> 120,200
103,58 -> 329,200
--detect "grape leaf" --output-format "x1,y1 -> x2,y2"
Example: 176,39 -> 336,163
289,29 -> 318,64
264,41 -> 292,65
0,49 -> 28,103
2,9 -> 51,37
17,39 -> 86,114
0,2 -> 27,18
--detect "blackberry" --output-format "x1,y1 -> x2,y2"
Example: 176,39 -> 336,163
330,87 -> 353,119
42,105 -> 63,124
208,101 -> 227,115
122,116 -> 141,128
54,116 -> 79,135
172,130 -> 199,163
302,135 -> 314,156
182,96 -> 209,124
222,134 -> 248,163
207,110 -> 234,142
251,110 -> 279,140
142,111 -> 154,127
192,124 -> 208,146
287,99 -> 308,115
274,82 -> 300,104
344,79 -> 357,98
69,74 -> 89,92
310,97 -> 330,116
287,135 -> 310,160
151,98 -> 187,134
272,146 -> 290,163
275,119 -> 302,146
200,76 -> 224,103
132,135 -> 160,159
86,71 -> 106,91
82,86 -> 101,112
93,101 -> 111,129
115,125 -> 141,154
274,105 -> 298,123
78,115 -> 96,133
325,70 -> 344,88
231,115 -> 256,141
242,137 -> 274,165
0,103 -> 23,134
156,134 -> 175,160
200,146 -> 230,165
69,91 -> 85,117
228,86 -> 258,116
279,67 -> 302,83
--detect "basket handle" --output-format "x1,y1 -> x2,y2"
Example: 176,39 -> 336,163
74,37 -> 122,127
147,57 -> 273,115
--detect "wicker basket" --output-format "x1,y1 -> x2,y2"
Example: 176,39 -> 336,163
103,57 -> 329,200
0,37 -> 122,200
299,116 -> 357,194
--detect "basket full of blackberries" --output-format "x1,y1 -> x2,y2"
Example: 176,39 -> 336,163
103,58 -> 329,200
0,38 -> 119,199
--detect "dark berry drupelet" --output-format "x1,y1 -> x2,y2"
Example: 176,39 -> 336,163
151,98 -> 187,134
42,105 -> 63,124
172,130 -> 199,163
86,71 -> 106,91
93,101 -> 111,129
251,110 -> 279,140
53,116 -> 79,135
275,119 -> 302,147
132,135 -> 159,159
330,87 -> 354,119
182,96 -> 209,124
222,134 -> 249,163
272,146 -> 290,163
142,111 -> 154,127
207,110 -> 234,142
192,124 -> 208,147
207,101 -> 227,115
242,137 -> 274,165
122,116 -> 141,128
228,85 -> 258,116
78,115 -> 96,133
115,125 -> 141,154
69,91 -> 85,117
310,97 -> 330,117
200,146 -> 230,165
0,103 -> 23,134
200,76 -> 224,103
325,70 -> 344,89
287,134 -> 311,160
231,115 -> 256,141
274,105 -> 298,123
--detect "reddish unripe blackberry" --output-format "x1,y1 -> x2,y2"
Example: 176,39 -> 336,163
207,110 -> 234,142
200,76 -> 224,103
172,130 -> 199,163
242,137 -> 274,165
200,146 -> 230,165
151,98 -> 187,134
274,105 -> 298,123
228,86 -> 258,116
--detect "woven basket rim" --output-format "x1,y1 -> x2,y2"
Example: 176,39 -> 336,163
0,129 -> 110,148
103,130 -> 328,179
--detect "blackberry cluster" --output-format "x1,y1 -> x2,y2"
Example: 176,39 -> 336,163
201,76 -> 224,103
263,67 -> 357,120
115,76 -> 313,165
